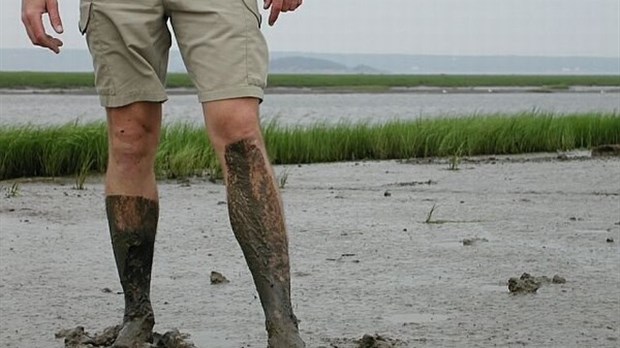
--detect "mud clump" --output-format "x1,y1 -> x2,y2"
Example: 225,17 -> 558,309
591,144 -> 620,157
508,275 -> 540,293
152,330 -> 196,348
551,275 -> 567,284
462,237 -> 489,246
210,271 -> 229,284
56,326 -> 121,347
508,273 -> 567,293
56,326 -> 196,348
356,334 -> 404,348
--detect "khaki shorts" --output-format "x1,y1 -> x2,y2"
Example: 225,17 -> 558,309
79,0 -> 268,108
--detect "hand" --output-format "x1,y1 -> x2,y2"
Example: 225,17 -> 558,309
263,0 -> 302,26
21,0 -> 64,53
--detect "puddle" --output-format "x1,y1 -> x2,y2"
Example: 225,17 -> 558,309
387,313 -> 449,324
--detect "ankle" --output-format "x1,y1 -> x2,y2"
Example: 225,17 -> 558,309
124,300 -> 154,322
266,312 -> 300,332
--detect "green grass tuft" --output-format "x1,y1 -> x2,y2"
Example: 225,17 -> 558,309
0,112 -> 618,180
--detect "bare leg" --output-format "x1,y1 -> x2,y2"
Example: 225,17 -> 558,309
204,98 -> 305,348
105,102 -> 162,347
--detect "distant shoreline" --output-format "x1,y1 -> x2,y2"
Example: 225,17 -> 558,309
1,86 -> 619,96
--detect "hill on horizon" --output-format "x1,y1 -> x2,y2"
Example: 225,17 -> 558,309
1,48 -> 618,75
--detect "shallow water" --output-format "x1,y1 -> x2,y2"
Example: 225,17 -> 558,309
1,92 -> 618,126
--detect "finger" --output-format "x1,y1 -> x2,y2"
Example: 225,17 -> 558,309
22,16 -> 38,45
264,0 -> 272,10
269,3 -> 282,26
46,36 -> 63,54
282,0 -> 300,12
47,0 -> 64,33
38,35 -> 62,53
27,12 -> 49,45
22,10 -> 41,45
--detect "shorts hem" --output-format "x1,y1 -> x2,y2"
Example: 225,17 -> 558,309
198,86 -> 264,103
99,92 -> 168,108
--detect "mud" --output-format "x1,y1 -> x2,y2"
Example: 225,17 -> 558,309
210,271 -> 229,284
324,334 -> 406,348
461,237 -> 489,246
591,144 -> 620,157
507,273 -> 567,294
1,153 -> 619,347
55,326 -> 196,348
356,334 -> 406,348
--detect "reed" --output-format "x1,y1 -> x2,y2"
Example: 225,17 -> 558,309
1,112 -> 618,180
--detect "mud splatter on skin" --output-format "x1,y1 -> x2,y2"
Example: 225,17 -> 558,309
224,139 -> 305,348
106,195 -> 158,346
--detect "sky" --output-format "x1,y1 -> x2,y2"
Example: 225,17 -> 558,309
1,0 -> 619,57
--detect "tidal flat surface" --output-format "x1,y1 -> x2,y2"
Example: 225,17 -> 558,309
1,154 -> 618,347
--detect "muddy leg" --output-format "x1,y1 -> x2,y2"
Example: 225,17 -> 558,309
106,195 -> 158,347
225,139 -> 305,348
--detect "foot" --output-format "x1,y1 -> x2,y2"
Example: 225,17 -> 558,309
267,332 -> 305,348
266,319 -> 305,348
112,312 -> 154,348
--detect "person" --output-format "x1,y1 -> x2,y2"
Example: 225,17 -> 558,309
21,0 -> 305,347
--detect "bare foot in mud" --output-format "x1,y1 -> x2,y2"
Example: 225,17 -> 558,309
267,321 -> 305,348
112,313 -> 155,348
268,333 -> 306,348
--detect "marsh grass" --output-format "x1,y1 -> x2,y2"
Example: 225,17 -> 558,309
1,112 -> 618,180
1,72 -> 619,89
448,143 -> 465,171
74,159 -> 93,190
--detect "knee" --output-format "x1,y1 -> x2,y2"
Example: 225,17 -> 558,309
108,120 -> 160,170
205,98 -> 262,148
110,126 -> 154,156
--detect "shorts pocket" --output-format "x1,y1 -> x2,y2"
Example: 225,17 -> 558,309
242,0 -> 262,28
78,0 -> 93,35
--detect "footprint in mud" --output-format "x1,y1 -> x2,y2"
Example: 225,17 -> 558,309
56,326 -> 196,348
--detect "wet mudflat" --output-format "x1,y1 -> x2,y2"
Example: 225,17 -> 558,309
1,153 -> 619,347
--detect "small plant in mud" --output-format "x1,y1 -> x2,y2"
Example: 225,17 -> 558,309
448,144 -> 465,171
425,203 -> 437,223
4,182 -> 20,198
277,168 -> 290,189
74,159 -> 93,190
